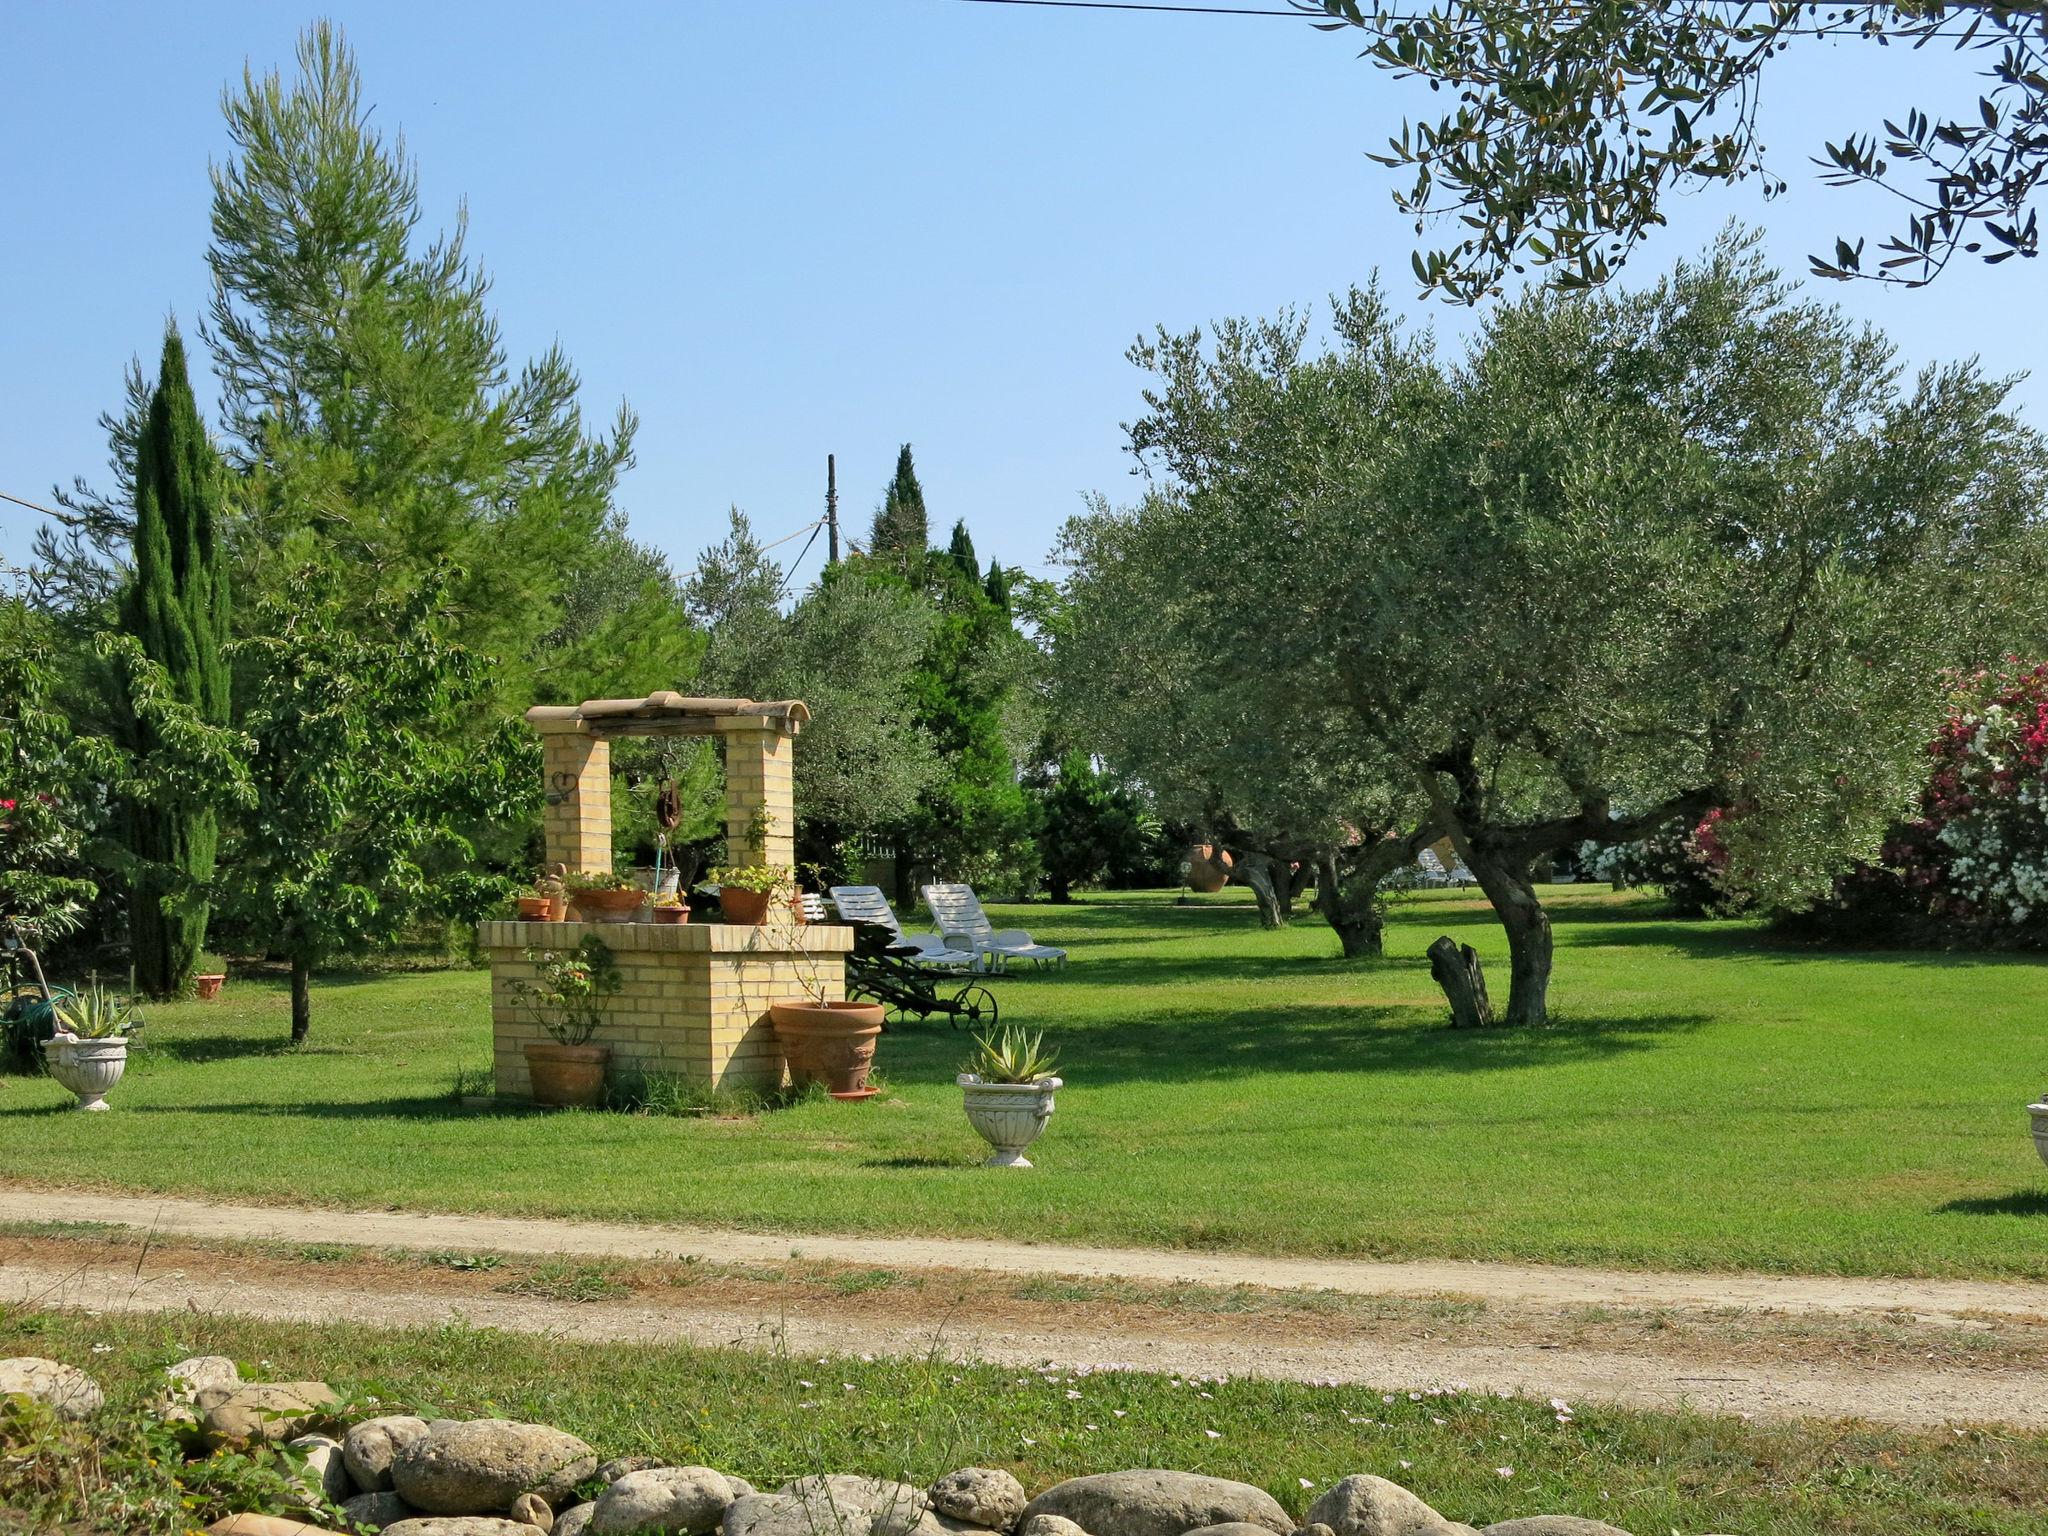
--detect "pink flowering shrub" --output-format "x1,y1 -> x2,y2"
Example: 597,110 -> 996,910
1797,660 -> 2048,944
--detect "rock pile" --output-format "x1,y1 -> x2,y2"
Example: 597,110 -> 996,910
0,1355 -> 1672,1536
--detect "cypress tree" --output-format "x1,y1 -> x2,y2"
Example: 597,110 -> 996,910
945,519 -> 980,583
869,443 -> 929,560
119,326 -> 231,998
984,562 -> 1011,613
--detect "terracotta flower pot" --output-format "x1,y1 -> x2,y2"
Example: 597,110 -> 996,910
547,894 -> 568,921
1185,843 -> 1233,894
721,887 -> 773,925
568,887 -> 645,924
193,973 -> 227,1002
769,999 -> 884,1099
653,905 -> 691,925
524,1041 -> 609,1108
515,896 -> 552,920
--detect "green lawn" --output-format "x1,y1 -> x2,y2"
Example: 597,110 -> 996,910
4,887 -> 2046,1278
5,1307 -> 2043,1536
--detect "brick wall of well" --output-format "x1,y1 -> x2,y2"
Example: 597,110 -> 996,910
482,919 -> 854,1098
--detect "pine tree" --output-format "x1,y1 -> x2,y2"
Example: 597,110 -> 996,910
983,563 -> 1011,613
118,326 -> 231,998
946,519 -> 980,583
869,444 -> 929,560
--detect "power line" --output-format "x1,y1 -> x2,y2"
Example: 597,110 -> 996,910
0,490 -> 62,519
951,0 -> 1306,14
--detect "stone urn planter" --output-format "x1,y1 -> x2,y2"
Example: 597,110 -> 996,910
524,1042 -> 609,1108
45,1035 -> 129,1112
2031,1097 -> 2048,1169
770,999 -> 884,1099
192,972 -> 227,1001
958,1073 -> 1062,1167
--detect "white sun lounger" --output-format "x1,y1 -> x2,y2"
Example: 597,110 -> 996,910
827,886 -> 979,969
921,883 -> 1068,970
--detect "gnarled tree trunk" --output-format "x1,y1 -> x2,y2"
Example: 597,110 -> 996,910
1314,849 -> 1384,957
1463,850 -> 1552,1027
1232,850 -> 1288,928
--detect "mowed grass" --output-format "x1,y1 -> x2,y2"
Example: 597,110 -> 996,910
4,1307 -> 2044,1536
3,888 -> 2046,1278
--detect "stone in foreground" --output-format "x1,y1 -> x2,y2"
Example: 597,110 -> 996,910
1017,1519 -> 1090,1536
556,1506 -> 597,1536
0,1356 -> 103,1420
386,1522 -> 539,1536
1482,1522 -> 1633,1536
1021,1472 -> 1290,1536
930,1468 -> 1028,1531
344,1491 -> 418,1532
198,1381 -> 341,1446
592,1465 -> 733,1533
348,1415 -> 433,1491
1307,1475 -> 1467,1536
393,1418 -> 598,1514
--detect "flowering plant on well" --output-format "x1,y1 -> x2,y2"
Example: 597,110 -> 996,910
508,937 -> 620,1046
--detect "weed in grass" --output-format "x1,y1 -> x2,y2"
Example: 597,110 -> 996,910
428,1250 -> 505,1272
290,1243 -> 355,1264
1011,1278 -> 1101,1305
493,1261 -> 634,1303
827,1268 -> 919,1296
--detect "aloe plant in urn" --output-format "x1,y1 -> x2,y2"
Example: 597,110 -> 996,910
959,1026 -> 1062,1167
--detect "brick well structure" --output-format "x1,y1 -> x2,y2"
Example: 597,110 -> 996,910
481,692 -> 851,1097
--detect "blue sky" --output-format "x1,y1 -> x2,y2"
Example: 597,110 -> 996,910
3,1 -> 2042,586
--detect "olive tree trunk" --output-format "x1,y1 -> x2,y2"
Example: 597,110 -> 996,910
1463,850 -> 1552,1027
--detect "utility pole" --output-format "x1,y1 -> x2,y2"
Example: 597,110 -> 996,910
825,454 -> 841,565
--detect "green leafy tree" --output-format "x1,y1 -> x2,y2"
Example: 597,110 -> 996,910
113,328 -> 232,997
686,511 -> 940,866
223,575 -> 531,1043
0,599 -> 112,945
1032,753 -> 1160,903
1084,233 -> 2045,1015
1302,1 -> 2048,299
868,444 -> 930,564
204,22 -> 659,710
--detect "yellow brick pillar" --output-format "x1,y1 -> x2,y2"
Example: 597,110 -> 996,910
720,720 -> 795,868
533,720 -> 612,875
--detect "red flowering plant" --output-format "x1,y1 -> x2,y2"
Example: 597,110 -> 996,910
1907,660 -> 2048,928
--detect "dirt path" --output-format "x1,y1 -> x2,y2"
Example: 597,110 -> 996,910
6,1248 -> 2045,1430
4,1184 -> 2045,1324
8,1186 -> 2048,1429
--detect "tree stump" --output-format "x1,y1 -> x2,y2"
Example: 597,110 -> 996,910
1426,934 -> 1494,1028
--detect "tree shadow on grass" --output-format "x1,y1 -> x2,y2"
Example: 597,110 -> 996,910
146,1033 -> 307,1066
883,1000 -> 1711,1088
97,1094 -> 541,1123
1936,1190 -> 2048,1217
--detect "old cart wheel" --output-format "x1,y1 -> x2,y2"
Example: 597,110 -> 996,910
951,983 -> 998,1030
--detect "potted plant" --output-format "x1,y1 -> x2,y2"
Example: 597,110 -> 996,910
958,1027 -> 1062,1167
769,988 -> 886,1100
517,868 -> 567,921
652,891 -> 691,926
192,954 -> 228,1001
45,979 -> 142,1112
565,869 -> 645,924
508,937 -> 620,1108
707,865 -> 795,925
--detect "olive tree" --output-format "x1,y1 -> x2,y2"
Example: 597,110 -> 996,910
1302,1 -> 2048,299
1075,233 -> 2045,1021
